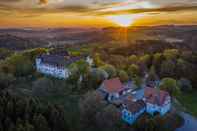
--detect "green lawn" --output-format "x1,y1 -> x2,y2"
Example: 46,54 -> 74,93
176,90 -> 197,117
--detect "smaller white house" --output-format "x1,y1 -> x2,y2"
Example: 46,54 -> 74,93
98,78 -> 132,102
96,78 -> 172,125
144,87 -> 171,116
121,100 -> 146,125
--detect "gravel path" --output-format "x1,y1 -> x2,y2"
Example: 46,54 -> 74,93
176,112 -> 197,131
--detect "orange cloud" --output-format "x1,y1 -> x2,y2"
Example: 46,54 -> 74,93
39,0 -> 48,4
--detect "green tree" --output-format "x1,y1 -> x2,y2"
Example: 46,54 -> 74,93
163,49 -> 179,60
0,122 -> 3,131
128,55 -> 138,65
69,60 -> 90,85
0,48 -> 12,60
176,58 -> 188,77
8,122 -> 15,131
4,117 -> 12,131
48,107 -> 68,131
178,78 -> 192,92
145,119 -> 157,131
153,53 -> 163,65
32,77 -> 53,96
79,91 -> 107,128
0,92 -> 68,131
108,55 -> 127,69
147,65 -> 158,82
74,60 -> 90,76
139,54 -> 151,69
128,64 -> 140,78
24,122 -> 35,131
33,114 -> 50,131
100,64 -> 117,78
136,114 -> 167,131
6,101 -> 14,118
3,54 -> 34,76
153,53 -> 163,73
160,78 -> 180,96
133,76 -> 143,88
87,68 -> 108,88
0,72 -> 15,90
95,105 -> 121,131
93,53 -> 105,67
23,48 -> 47,62
118,70 -> 129,82
68,63 -> 79,83
160,60 -> 176,77
16,124 -> 26,131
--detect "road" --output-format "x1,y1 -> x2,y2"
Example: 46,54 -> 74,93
176,112 -> 197,131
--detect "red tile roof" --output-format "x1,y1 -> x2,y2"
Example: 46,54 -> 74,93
145,87 -> 170,106
103,78 -> 124,93
123,100 -> 146,113
145,87 -> 157,98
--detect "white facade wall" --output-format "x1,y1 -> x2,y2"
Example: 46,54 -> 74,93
146,96 -> 171,116
160,102 -> 171,115
107,93 -> 120,101
160,97 -> 171,115
86,56 -> 93,66
122,107 -> 146,125
146,103 -> 160,115
36,58 -> 70,79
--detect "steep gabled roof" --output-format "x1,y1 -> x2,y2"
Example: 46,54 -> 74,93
145,87 -> 170,106
40,54 -> 66,67
50,50 -> 69,56
38,54 -> 82,67
102,78 -> 124,93
123,100 -> 146,114
144,87 -> 157,98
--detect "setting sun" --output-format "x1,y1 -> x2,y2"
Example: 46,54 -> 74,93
106,14 -> 143,27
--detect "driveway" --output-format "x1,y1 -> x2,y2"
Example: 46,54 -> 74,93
176,112 -> 197,131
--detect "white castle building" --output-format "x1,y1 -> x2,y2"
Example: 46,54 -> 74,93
36,52 -> 93,79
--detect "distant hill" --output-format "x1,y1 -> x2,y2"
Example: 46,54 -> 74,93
0,28 -> 105,49
102,25 -> 197,52
0,34 -> 47,51
0,25 -> 197,51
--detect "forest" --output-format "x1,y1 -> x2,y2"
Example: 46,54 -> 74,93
0,38 -> 196,131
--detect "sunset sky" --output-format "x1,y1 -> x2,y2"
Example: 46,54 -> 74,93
0,0 -> 197,27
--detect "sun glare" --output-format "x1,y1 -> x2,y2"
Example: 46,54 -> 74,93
106,14 -> 143,27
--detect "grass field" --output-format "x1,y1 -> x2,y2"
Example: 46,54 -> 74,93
176,90 -> 197,117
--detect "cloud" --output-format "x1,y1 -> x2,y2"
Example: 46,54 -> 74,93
58,5 -> 94,12
96,5 -> 197,16
148,0 -> 197,7
0,0 -> 22,2
0,0 -> 197,17
39,0 -> 48,4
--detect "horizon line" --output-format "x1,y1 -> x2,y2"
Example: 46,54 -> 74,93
0,24 -> 197,29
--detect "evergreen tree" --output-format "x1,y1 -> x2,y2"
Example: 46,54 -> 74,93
128,64 -> 140,78
16,124 -> 26,131
160,78 -> 180,96
147,65 -> 158,82
160,60 -> 176,77
118,70 -> 129,82
8,122 -> 15,131
33,114 -> 50,131
25,122 -> 35,131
